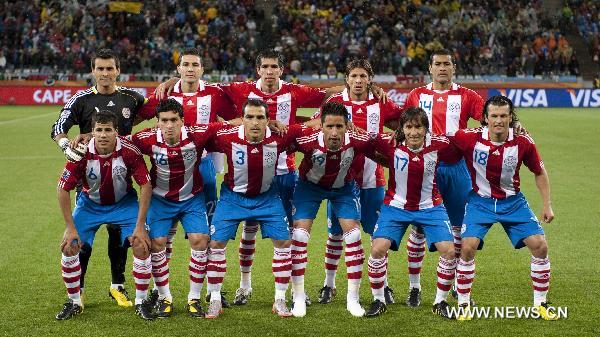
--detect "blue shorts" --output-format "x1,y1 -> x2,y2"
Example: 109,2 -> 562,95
200,155 -> 217,223
436,159 -> 472,228
372,204 -> 453,252
462,192 -> 545,249
273,171 -> 298,227
147,193 -> 209,239
211,183 -> 290,242
72,192 -> 138,248
292,179 -> 360,222
328,186 -> 384,235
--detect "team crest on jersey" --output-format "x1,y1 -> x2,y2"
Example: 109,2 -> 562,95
368,113 -> 379,126
425,160 -> 436,174
199,104 -> 210,117
503,155 -> 518,169
448,102 -> 460,115
122,108 -> 131,118
277,102 -> 291,120
341,156 -> 353,167
264,151 -> 277,166
182,149 -> 196,161
112,165 -> 127,178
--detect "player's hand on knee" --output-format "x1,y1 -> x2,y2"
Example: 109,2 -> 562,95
60,227 -> 81,255
131,226 -> 151,253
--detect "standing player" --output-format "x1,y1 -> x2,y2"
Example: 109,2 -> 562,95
203,99 -> 303,319
364,107 -> 461,318
130,99 -> 228,319
450,96 -> 557,321
314,59 -> 402,304
289,101 -> 375,318
402,49 -> 484,307
139,48 -> 237,306
51,49 -> 147,308
55,110 -> 152,320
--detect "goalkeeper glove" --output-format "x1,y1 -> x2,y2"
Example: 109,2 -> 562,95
58,138 -> 87,162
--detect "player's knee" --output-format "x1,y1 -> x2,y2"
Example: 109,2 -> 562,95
370,239 -> 389,259
131,242 -> 150,259
188,234 -> 209,250
460,239 -> 478,260
437,241 -> 455,260
151,237 -> 168,253
210,240 -> 227,249
273,239 -> 291,248
526,235 -> 548,258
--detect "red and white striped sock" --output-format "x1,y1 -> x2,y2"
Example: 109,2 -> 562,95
291,228 -> 310,301
456,258 -> 475,305
323,233 -> 343,288
434,256 -> 457,304
151,250 -> 172,301
531,256 -> 550,306
451,227 -> 462,259
344,228 -> 364,301
207,248 -> 227,301
61,254 -> 81,305
273,247 -> 292,300
165,224 -> 177,263
368,255 -> 387,302
406,227 -> 426,289
188,248 -> 208,301
132,255 -> 152,305
239,221 -> 259,289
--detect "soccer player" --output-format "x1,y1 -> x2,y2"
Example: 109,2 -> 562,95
203,99 -> 303,319
55,110 -> 152,320
138,48 -> 237,307
130,99 -> 229,320
289,101 -> 376,318
363,107 -> 461,318
450,96 -> 556,321
314,59 -> 402,305
51,49 -> 147,308
401,49 -> 485,307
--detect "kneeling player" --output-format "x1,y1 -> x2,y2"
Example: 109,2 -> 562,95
55,110 -> 152,320
130,99 -> 227,319
364,107 -> 461,318
451,96 -> 557,320
289,101 -> 376,318
204,99 -> 300,319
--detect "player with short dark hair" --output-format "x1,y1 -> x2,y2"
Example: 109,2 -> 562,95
131,99 -> 229,319
51,48 -> 147,308
450,96 -> 556,321
55,110 -> 152,320
203,98 -> 304,319
289,101 -> 378,318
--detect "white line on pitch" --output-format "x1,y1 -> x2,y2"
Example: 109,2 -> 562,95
0,111 -> 57,126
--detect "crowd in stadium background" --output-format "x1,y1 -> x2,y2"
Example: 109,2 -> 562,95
0,0 -> 598,79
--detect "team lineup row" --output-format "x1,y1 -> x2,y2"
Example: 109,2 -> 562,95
51,48 -> 557,321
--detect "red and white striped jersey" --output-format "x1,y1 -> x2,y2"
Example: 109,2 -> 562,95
323,89 -> 403,188
131,122 -> 226,201
451,127 -> 544,199
219,79 -> 326,175
58,137 -> 150,205
290,128 -> 374,189
405,83 -> 484,136
372,134 -> 462,210
139,80 -> 237,124
206,124 -> 303,196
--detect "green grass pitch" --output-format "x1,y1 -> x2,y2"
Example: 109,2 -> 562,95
0,106 -> 598,336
